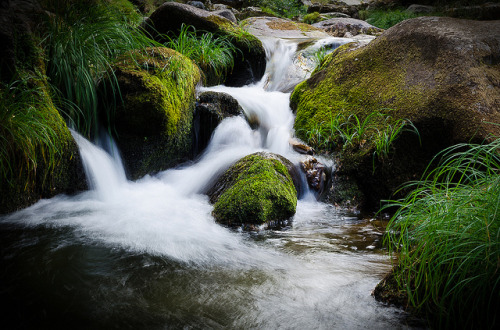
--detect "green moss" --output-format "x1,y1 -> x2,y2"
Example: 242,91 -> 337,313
107,47 -> 201,179
212,153 -> 297,226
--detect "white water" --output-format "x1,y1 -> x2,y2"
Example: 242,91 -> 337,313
0,37 -> 415,329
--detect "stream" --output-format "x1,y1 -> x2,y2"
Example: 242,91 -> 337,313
0,37 -> 416,329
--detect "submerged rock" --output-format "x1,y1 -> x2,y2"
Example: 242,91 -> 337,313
291,16 -> 500,210
141,2 -> 266,87
102,47 -> 201,180
207,152 -> 298,227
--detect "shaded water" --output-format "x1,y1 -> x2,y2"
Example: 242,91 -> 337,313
0,38 -> 414,329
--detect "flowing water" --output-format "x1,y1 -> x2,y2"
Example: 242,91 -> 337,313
0,38 -> 416,329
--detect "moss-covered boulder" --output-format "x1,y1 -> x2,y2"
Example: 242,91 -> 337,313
207,152 -> 298,227
141,2 -> 266,87
291,16 -> 500,210
0,1 -> 86,214
103,47 -> 201,180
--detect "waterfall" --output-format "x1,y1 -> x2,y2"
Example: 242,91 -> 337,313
0,33 -> 412,330
71,130 -> 126,201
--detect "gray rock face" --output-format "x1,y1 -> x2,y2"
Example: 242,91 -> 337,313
213,8 -> 237,23
313,17 -> 383,37
307,2 -> 358,17
242,17 -> 330,39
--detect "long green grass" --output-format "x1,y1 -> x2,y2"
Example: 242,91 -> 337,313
251,0 -> 306,19
301,111 -> 418,163
0,76 -> 63,188
42,0 -> 157,137
382,138 -> 500,329
163,24 -> 237,86
360,9 -> 422,29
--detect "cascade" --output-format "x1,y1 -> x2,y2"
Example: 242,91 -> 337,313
0,35 -> 415,329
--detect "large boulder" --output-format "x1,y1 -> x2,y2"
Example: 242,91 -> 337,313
291,17 -> 500,210
0,1 -> 86,214
103,47 -> 201,180
242,16 -> 330,39
141,2 -> 266,87
207,152 -> 298,227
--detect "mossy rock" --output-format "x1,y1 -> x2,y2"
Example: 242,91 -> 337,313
0,5 -> 86,214
208,152 -> 298,227
291,16 -> 500,210
141,1 -> 266,87
102,47 -> 201,180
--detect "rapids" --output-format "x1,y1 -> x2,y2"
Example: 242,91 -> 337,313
0,37 -> 417,329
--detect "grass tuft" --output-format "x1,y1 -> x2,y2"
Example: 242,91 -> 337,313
41,0 -> 158,138
163,24 -> 237,86
0,75 -> 63,188
382,137 -> 500,329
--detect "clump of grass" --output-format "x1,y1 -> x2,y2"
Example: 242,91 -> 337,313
362,9 -> 421,29
0,76 -> 63,188
251,0 -> 307,19
382,138 -> 500,329
163,24 -> 237,86
303,12 -> 321,24
42,0 -> 157,137
301,111 -> 418,161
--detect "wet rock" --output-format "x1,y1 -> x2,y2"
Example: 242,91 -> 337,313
289,138 -> 314,155
300,156 -> 328,196
207,152 -> 298,227
194,91 -> 243,154
141,2 -> 266,87
102,47 -> 201,180
313,18 -> 383,37
292,17 -> 500,210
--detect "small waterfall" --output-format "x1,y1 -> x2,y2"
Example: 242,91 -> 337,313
71,130 -> 126,200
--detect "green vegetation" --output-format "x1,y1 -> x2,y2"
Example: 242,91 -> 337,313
382,138 -> 500,329
0,76 -> 64,189
359,9 -> 423,29
302,12 -> 321,24
164,24 -> 237,85
301,111 -> 418,164
42,0 -> 157,137
250,0 -> 307,19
